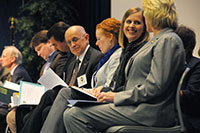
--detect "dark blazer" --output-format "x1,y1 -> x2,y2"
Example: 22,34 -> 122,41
181,56 -> 200,131
11,64 -> 32,84
65,46 -> 104,88
20,47 -> 103,133
39,51 -> 69,78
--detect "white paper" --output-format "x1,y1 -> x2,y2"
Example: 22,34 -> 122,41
19,81 -> 46,105
10,93 -> 19,107
3,80 -> 20,92
38,68 -> 68,89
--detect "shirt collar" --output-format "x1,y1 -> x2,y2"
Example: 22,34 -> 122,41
47,50 -> 57,63
77,45 -> 90,63
10,64 -> 19,75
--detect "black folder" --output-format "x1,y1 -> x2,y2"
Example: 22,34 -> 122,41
0,86 -> 18,104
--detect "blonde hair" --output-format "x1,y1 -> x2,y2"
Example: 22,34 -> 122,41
96,18 -> 121,39
4,46 -> 23,64
142,0 -> 178,30
119,7 -> 149,48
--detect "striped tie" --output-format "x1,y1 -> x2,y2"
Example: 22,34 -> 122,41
69,59 -> 80,86
7,73 -> 12,81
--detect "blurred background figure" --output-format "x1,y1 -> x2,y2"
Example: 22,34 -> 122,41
176,25 -> 200,133
0,46 -> 32,133
0,46 -> 32,84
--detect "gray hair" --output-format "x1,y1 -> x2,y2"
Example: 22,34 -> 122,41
4,46 -> 23,64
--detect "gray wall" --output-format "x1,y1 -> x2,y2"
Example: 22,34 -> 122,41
111,0 -> 200,57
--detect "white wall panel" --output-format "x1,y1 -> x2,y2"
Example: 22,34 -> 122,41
111,0 -> 200,57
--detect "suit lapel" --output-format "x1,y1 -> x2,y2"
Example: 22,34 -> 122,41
11,65 -> 20,83
129,41 -> 151,60
49,52 -> 59,69
40,63 -> 46,77
68,58 -> 77,79
76,47 -> 91,77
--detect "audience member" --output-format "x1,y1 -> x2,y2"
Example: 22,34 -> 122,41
30,30 -> 68,77
41,18 -> 121,133
176,25 -> 200,133
0,46 -> 32,84
91,18 -> 122,87
63,0 -> 185,132
62,25 -> 104,88
47,22 -> 70,53
109,7 -> 149,91
20,22 -> 72,133
0,46 -> 32,133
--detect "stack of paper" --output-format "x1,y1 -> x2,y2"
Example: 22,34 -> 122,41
38,68 -> 68,89
18,81 -> 47,105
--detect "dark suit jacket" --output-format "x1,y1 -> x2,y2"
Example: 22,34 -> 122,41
40,51 -> 69,78
11,64 -> 32,84
20,47 -> 103,133
20,52 -> 74,133
181,56 -> 200,131
65,46 -> 104,88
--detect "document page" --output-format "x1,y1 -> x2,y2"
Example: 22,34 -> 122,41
19,81 -> 46,105
38,68 -> 68,89
3,81 -> 20,91
67,86 -> 107,107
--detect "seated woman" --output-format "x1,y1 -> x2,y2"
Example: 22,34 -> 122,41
63,0 -> 185,132
40,18 -> 122,133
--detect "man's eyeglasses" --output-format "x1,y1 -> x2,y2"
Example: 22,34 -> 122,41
66,37 -> 81,46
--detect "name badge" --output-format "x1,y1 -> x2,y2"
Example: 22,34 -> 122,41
77,74 -> 87,87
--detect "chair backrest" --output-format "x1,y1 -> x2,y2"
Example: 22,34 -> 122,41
175,67 -> 190,132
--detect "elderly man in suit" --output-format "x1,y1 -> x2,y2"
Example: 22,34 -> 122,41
40,25 -> 104,133
0,46 -> 32,84
0,46 -> 32,133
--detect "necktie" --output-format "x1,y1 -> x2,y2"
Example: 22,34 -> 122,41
7,73 -> 12,81
69,59 -> 80,86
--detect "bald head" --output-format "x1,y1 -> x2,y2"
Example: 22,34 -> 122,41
65,26 -> 86,37
65,25 -> 89,57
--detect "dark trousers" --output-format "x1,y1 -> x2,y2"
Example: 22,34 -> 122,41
20,86 -> 62,133
0,107 -> 8,132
